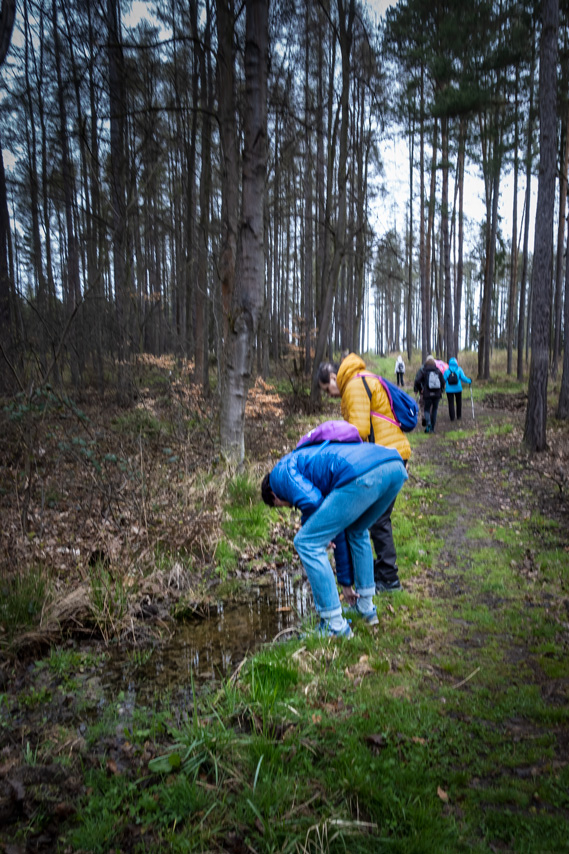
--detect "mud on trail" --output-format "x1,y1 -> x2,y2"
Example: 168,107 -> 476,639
1,392 -> 568,851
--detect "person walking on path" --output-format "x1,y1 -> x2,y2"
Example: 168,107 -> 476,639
317,353 -> 411,593
395,354 -> 406,387
413,355 -> 445,433
261,442 -> 408,637
443,357 -> 472,422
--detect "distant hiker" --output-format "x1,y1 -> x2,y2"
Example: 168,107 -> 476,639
395,354 -> 406,387
318,353 -> 411,593
414,355 -> 445,434
261,441 -> 408,637
443,357 -> 472,422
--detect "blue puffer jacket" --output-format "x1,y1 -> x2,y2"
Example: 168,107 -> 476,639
269,442 -> 403,523
443,357 -> 472,393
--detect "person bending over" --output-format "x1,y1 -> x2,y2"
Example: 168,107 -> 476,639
261,440 -> 407,637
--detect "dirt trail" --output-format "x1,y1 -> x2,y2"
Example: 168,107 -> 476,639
403,397 -> 569,746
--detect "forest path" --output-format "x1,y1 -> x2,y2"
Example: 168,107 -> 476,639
393,394 -> 569,771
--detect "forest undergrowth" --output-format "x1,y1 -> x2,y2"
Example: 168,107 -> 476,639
1,354 -> 569,852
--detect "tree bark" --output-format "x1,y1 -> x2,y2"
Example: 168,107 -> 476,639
219,0 -> 268,462
552,105 -> 568,379
441,114 -> 452,360
107,0 -> 130,403
557,205 -> 569,418
524,0 -> 559,451
518,17 -> 537,382
454,117 -> 465,358
310,0 -> 354,404
195,1 -> 213,391
507,66 -> 520,376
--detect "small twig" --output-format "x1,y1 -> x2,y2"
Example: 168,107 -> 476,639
451,666 -> 480,689
271,626 -> 299,643
229,656 -> 248,684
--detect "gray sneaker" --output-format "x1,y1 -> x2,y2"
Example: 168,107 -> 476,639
343,605 -> 379,626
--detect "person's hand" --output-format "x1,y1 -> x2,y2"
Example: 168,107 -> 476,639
341,585 -> 358,606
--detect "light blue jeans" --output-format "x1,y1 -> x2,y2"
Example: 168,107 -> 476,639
293,459 -> 408,619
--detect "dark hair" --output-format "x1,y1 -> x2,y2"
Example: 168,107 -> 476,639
261,473 -> 275,506
317,361 -> 339,385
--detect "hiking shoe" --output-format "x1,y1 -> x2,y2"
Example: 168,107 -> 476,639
316,618 -> 353,638
343,605 -> 379,626
375,579 -> 402,594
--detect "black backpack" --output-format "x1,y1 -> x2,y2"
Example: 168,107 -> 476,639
447,369 -> 458,385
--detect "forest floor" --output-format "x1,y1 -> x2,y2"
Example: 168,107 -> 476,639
1,360 -> 569,851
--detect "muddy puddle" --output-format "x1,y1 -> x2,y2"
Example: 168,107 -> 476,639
103,572 -> 312,708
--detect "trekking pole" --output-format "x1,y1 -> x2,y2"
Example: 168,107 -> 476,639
470,384 -> 475,420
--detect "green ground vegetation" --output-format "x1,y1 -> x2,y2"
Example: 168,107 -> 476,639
1,353 -> 568,852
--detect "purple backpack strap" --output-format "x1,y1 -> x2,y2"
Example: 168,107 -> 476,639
355,372 -> 400,429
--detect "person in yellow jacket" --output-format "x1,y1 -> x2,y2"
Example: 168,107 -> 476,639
318,352 -> 411,592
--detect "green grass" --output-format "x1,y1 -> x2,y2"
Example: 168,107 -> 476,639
484,423 -> 515,438
214,472 -> 274,576
0,567 -> 49,636
7,373 -> 569,853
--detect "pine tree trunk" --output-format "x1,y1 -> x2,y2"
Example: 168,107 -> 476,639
524,0 -> 559,451
219,0 -> 268,462
454,118 -> 465,358
507,68 -> 520,376
310,0 -> 354,403
552,106 -> 568,380
557,211 -> 569,418
518,17 -> 537,382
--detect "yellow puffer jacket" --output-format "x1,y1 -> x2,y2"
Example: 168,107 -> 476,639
337,353 -> 411,461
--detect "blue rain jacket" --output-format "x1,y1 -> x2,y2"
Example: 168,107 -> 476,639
270,442 -> 404,589
269,442 -> 403,523
443,357 -> 472,393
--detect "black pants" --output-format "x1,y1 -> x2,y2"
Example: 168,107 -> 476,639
424,396 -> 441,431
396,372 -> 404,387
369,497 -> 399,584
447,391 -> 462,421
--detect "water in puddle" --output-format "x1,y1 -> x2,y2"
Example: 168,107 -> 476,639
105,573 -> 312,707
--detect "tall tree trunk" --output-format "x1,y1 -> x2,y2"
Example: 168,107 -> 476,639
441,114 -> 452,360
419,67 -> 428,363
557,208 -> 569,418
407,95 -> 414,361
304,1 -> 314,374
219,0 -> 268,462
507,66 -> 520,376
424,117 -> 438,358
518,16 -> 537,382
195,1 -> 213,391
0,141 -> 13,392
53,0 -> 82,387
185,0 -> 199,363
454,116 -> 465,357
485,158 -> 501,379
216,0 -> 239,362
552,105 -> 568,379
353,81 -> 368,354
524,0 -> 559,451
310,0 -> 354,404
107,0 -> 130,403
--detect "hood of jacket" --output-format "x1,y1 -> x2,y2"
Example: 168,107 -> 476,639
448,357 -> 458,370
336,353 -> 366,394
